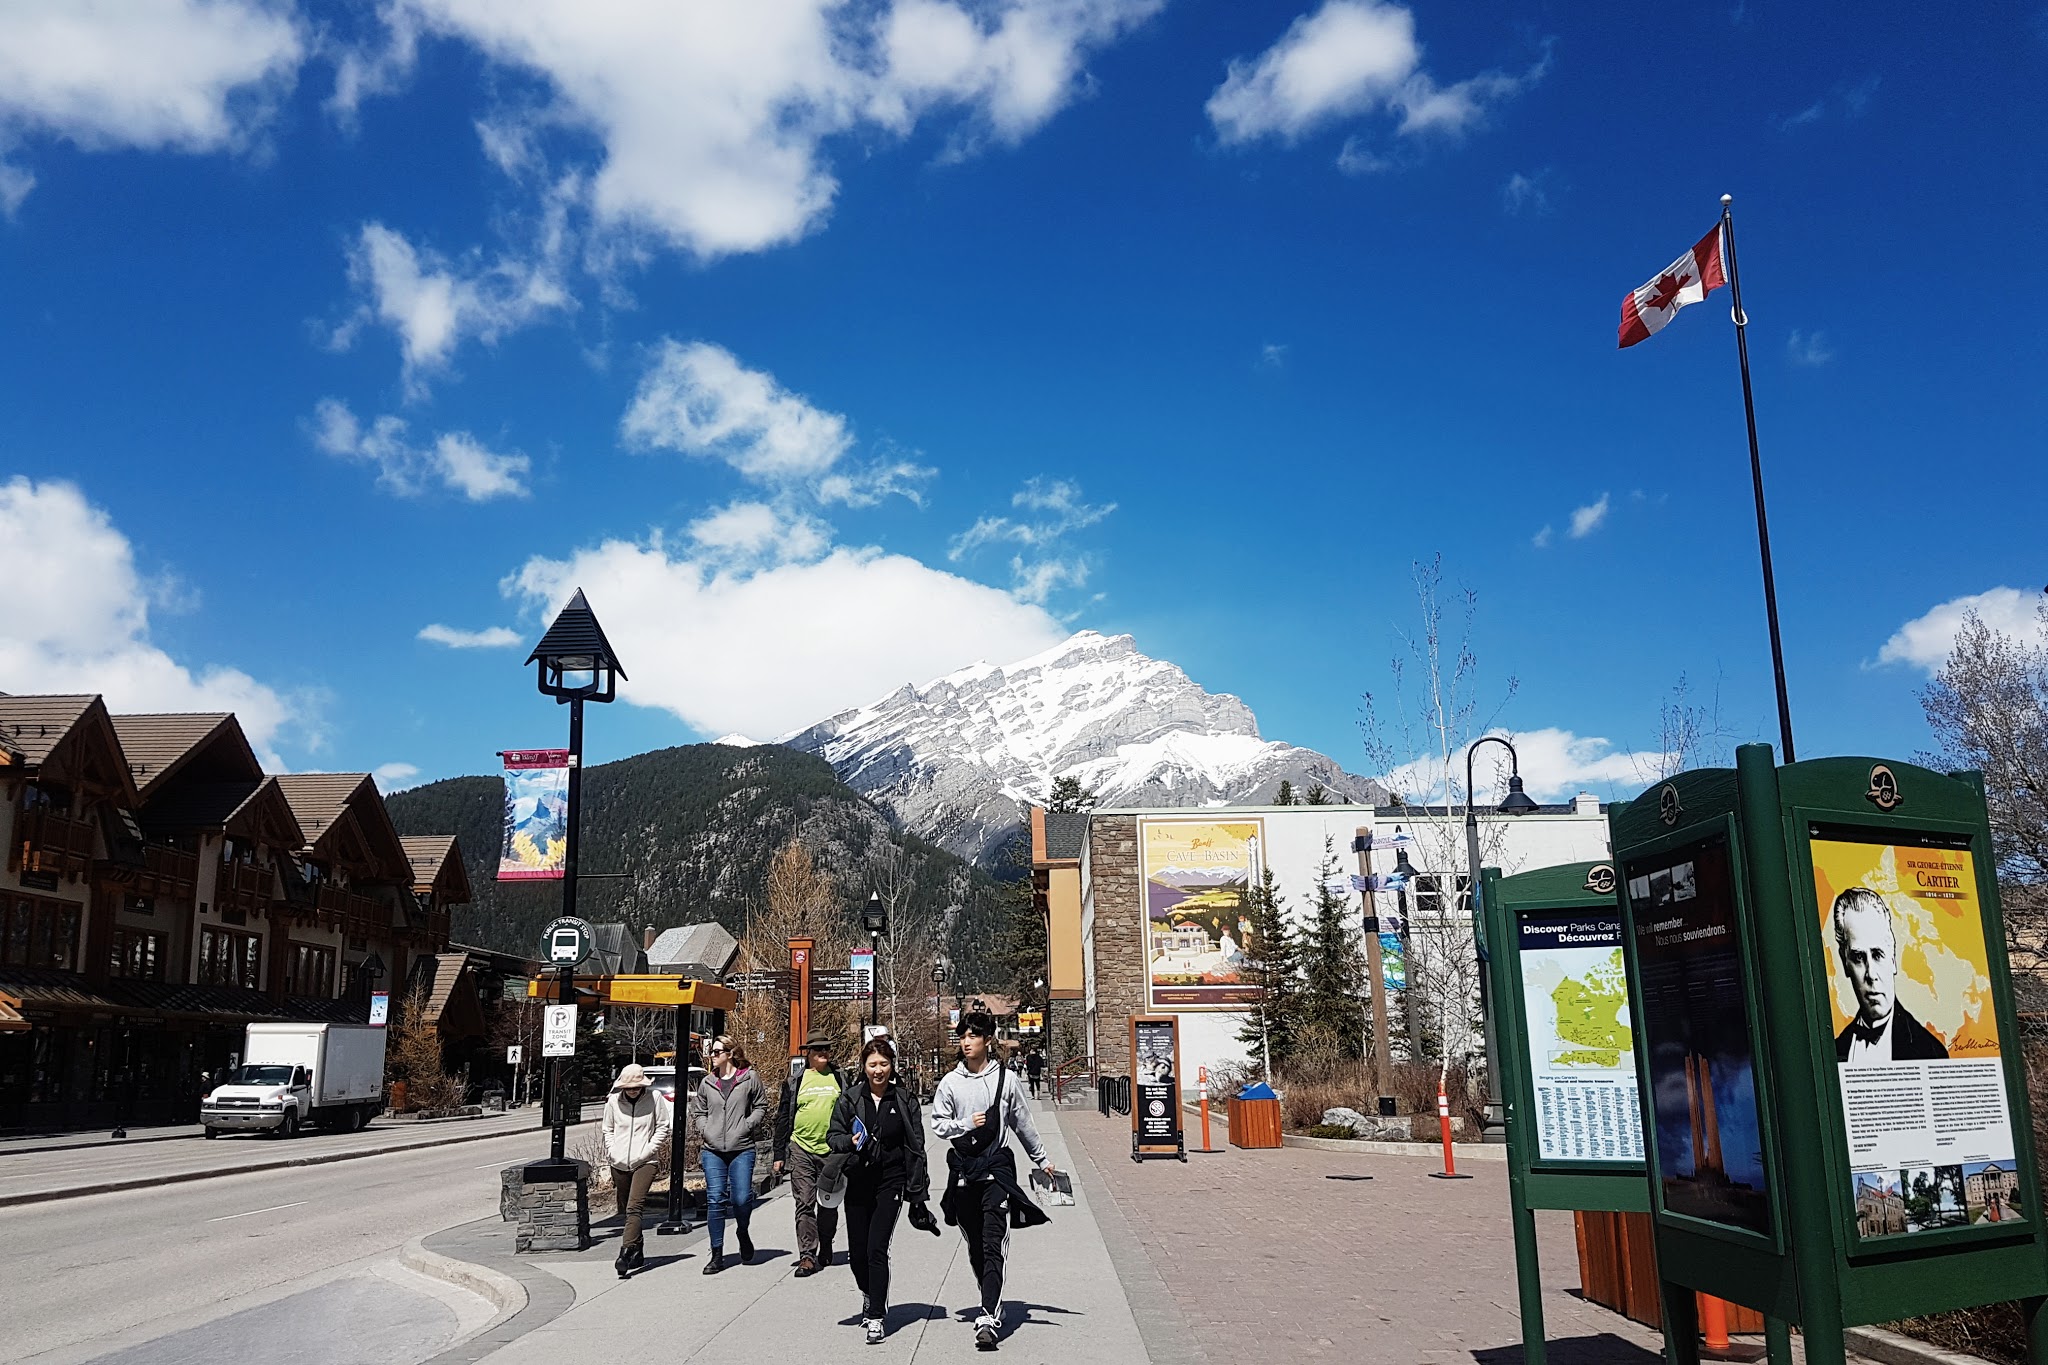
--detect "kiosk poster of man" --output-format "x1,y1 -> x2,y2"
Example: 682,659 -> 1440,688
1628,837 -> 1772,1236
498,749 -> 569,881
1809,825 -> 2021,1236
1141,819 -> 1262,1009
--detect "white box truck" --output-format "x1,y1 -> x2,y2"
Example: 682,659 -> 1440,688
201,1022 -> 387,1138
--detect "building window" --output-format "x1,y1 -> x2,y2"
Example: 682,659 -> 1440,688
2,898 -> 82,971
109,928 -> 167,980
284,942 -> 336,998
198,926 -> 262,989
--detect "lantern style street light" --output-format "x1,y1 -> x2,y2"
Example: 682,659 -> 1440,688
861,891 -> 887,1028
1463,735 -> 1540,1140
931,955 -> 948,1087
525,589 -> 625,1173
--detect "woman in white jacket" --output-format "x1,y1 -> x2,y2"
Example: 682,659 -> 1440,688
604,1063 -> 673,1278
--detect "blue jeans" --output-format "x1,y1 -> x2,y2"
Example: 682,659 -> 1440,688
702,1147 -> 756,1250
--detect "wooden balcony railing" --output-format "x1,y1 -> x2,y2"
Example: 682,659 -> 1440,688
140,844 -> 198,901
216,860 -> 276,918
13,807 -> 97,877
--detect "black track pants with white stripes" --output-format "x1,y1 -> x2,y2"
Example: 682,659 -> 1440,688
953,1178 -> 1011,1318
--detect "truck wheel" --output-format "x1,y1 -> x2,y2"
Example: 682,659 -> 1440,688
278,1110 -> 298,1139
203,1127 -> 218,1140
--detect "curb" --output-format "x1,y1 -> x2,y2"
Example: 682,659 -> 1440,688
1177,1102 -> 1507,1160
401,1233 -> 527,1319
0,1128 -> 202,1157
1846,1326 -> 1999,1365
0,1118 -> 597,1210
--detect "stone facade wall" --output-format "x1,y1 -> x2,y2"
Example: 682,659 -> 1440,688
503,1161 -> 591,1252
1088,814 -> 1146,1076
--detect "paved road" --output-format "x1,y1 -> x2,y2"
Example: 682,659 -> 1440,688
0,1124 -> 569,1365
0,1109 -> 590,1206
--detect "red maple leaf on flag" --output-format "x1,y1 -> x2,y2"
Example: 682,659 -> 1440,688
1645,271 -> 1691,312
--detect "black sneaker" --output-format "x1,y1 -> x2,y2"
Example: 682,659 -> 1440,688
793,1256 -> 820,1278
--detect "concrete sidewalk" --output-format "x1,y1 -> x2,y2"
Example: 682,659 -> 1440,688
432,1096 -> 1155,1363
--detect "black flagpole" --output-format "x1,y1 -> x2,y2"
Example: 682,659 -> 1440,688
1720,192 -> 1796,763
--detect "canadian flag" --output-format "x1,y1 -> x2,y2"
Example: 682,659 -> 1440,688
1618,225 -> 1726,348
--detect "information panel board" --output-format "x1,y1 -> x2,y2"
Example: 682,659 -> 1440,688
1130,1014 -> 1184,1159
1807,822 -> 2022,1239
1626,831 -> 1773,1239
1516,912 -> 1642,1164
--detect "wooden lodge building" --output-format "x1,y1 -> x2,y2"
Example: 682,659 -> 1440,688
0,694 -> 467,1132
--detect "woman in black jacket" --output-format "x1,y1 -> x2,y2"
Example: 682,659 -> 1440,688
828,1036 -> 936,1345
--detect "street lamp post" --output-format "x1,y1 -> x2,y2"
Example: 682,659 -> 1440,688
525,589 -> 625,1173
1392,835 -> 1424,1064
1463,736 -> 1540,1141
861,891 -> 887,1030
931,956 -> 948,1091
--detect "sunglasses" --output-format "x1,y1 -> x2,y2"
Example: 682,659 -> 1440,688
709,1047 -> 729,1056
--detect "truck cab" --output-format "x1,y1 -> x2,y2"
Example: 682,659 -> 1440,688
201,1062 -> 313,1138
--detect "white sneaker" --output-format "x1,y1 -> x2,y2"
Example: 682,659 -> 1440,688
865,1318 -> 885,1345
974,1313 -> 999,1350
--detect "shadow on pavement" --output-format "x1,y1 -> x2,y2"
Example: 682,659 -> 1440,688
1471,1333 -> 1664,1365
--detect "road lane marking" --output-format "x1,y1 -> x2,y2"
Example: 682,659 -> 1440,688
207,1200 -> 307,1222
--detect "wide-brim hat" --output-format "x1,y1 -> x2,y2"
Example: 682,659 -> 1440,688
803,1030 -> 835,1052
614,1063 -> 651,1090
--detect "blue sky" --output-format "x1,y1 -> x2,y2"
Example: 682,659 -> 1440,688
2,1 -> 2042,802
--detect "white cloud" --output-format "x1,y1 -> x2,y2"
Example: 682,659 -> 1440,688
1531,524 -> 1553,549
1206,0 -> 1544,150
334,220 -> 573,392
1259,342 -> 1289,369
502,532 -> 1067,740
372,0 -> 1162,262
326,4 -> 421,129
374,761 -> 421,789
312,398 -> 531,501
418,623 -> 522,649
1385,726 -> 1669,805
623,340 -> 852,483
0,0 -> 304,208
1876,587 -> 2046,674
1787,328 -> 1834,366
1778,74 -> 1879,131
686,500 -> 832,567
1501,169 -> 1553,215
1568,492 -> 1610,539
950,477 -> 1112,606
0,477 -> 302,766
817,457 -> 938,508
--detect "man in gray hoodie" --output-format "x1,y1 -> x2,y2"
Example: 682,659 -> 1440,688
931,1012 -> 1058,1350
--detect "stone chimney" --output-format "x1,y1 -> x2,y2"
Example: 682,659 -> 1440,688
1573,792 -> 1600,815
644,926 -> 657,951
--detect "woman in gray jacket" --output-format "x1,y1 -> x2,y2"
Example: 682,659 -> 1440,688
692,1036 -> 767,1274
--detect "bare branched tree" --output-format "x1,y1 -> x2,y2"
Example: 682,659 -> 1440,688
1918,600 -> 2048,976
1631,670 -> 1740,784
606,1005 -> 670,1065
1358,556 -> 1521,1087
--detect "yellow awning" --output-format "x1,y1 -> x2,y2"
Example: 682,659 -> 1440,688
527,975 -> 737,1011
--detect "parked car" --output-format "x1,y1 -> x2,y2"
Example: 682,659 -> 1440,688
640,1063 -> 704,1109
201,1023 -> 387,1138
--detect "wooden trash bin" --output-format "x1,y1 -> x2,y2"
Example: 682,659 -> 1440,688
1227,1096 -> 1283,1149
1574,1211 -> 1765,1333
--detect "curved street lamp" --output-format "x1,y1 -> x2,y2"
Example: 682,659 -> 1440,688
1464,735 -> 1539,1139
861,891 -> 887,1029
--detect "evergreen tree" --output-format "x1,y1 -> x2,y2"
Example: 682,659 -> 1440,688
1304,783 -> 1331,805
1046,775 -> 1097,813
1295,836 -> 1365,1059
1235,866 -> 1300,1077
1274,780 -> 1294,806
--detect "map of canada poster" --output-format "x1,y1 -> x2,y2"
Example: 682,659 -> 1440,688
1517,913 -> 1643,1163
1141,818 -> 1262,1009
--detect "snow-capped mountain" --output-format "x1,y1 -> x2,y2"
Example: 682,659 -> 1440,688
779,631 -> 1385,859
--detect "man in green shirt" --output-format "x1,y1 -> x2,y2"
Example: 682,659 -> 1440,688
773,1030 -> 846,1275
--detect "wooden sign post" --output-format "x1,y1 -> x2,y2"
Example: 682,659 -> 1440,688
787,938 -> 813,1059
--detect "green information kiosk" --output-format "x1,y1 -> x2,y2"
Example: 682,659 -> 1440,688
1608,745 -> 2048,1365
1481,858 -> 1650,1365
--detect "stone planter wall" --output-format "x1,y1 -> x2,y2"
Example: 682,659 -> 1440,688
501,1160 -> 590,1252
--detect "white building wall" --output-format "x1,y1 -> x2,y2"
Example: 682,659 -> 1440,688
1107,799 -> 1614,1084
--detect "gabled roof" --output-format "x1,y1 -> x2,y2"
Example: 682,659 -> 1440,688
525,588 -> 629,678
0,695 -> 97,767
138,776 -> 306,848
111,713 -> 258,797
272,773 -> 412,882
401,835 -> 472,905
648,922 -> 740,977
587,922 -> 647,976
0,695 -> 137,805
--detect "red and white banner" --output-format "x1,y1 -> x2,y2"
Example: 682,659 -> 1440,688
1618,226 -> 1726,348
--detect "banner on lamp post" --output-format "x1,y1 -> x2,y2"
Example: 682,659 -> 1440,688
498,749 -> 570,881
